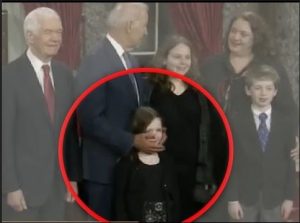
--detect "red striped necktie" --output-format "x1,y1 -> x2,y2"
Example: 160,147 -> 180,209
42,64 -> 55,124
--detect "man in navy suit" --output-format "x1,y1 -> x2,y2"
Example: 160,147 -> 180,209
2,7 -> 80,221
75,3 -> 165,219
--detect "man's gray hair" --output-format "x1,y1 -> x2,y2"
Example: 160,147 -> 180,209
24,7 -> 60,35
106,3 -> 148,29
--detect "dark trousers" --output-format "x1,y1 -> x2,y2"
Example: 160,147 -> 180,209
80,179 -> 113,220
229,192 -> 283,222
2,184 -> 65,221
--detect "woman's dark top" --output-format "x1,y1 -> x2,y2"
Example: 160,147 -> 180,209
201,53 -> 298,122
150,85 -> 202,219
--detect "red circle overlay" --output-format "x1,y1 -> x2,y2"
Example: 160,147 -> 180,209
58,67 -> 234,223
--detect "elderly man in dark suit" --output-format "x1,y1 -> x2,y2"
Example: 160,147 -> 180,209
75,3 -> 165,219
2,7 -> 80,221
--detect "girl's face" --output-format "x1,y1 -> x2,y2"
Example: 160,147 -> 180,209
145,118 -> 163,145
165,43 -> 192,75
228,18 -> 254,56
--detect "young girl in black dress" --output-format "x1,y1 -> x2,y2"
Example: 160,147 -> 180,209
114,106 -> 180,222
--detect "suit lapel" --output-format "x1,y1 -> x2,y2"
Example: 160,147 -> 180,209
125,50 -> 141,106
21,55 -> 54,129
103,38 -> 125,71
104,38 -> 140,106
265,109 -> 280,153
242,108 -> 281,155
240,108 -> 262,157
52,61 -> 74,136
52,62 -> 62,130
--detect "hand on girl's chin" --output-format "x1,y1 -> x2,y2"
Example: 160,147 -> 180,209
147,139 -> 159,145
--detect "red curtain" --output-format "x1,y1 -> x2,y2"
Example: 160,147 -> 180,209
169,3 -> 223,63
23,3 -> 82,70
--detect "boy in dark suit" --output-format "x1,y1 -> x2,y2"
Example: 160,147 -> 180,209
227,64 -> 297,222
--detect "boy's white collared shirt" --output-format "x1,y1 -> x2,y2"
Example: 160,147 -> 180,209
251,105 -> 272,131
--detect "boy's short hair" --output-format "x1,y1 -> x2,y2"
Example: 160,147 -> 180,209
244,64 -> 280,89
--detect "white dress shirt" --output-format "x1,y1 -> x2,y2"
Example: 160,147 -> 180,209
26,48 -> 55,93
251,105 -> 272,131
106,33 -> 128,69
106,33 -> 140,105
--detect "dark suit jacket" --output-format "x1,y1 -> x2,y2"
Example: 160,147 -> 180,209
75,37 -> 150,184
2,53 -> 80,207
227,106 -> 297,208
